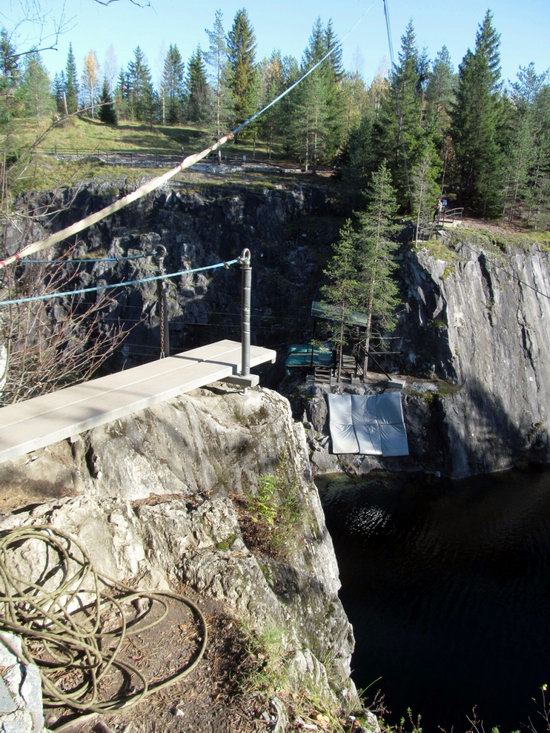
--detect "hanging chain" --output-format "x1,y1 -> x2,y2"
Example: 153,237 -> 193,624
156,246 -> 167,359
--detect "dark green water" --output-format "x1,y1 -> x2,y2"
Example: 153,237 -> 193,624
318,468 -> 550,732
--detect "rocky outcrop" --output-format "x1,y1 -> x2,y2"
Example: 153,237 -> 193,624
0,386 -> 357,727
14,182 -> 344,370
398,233 -> 550,477
298,232 -> 550,479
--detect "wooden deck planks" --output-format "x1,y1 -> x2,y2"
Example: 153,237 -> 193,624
0,339 -> 276,464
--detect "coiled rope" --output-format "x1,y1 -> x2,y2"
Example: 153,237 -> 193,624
0,525 -> 207,720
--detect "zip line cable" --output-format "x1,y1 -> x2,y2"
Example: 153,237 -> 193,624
455,238 -> 550,301
22,253 -> 154,265
382,0 -> 395,68
383,0 -> 412,204
0,258 -> 239,308
0,5 -> 374,271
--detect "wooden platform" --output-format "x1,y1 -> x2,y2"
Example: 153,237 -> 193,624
0,340 -> 276,465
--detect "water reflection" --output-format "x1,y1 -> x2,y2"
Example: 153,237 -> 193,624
318,469 -> 550,732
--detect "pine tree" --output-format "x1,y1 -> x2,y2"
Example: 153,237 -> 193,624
205,9 -> 233,158
451,11 -> 504,217
227,8 -> 258,132
160,44 -> 185,124
127,46 -> 154,123
18,51 -> 54,118
98,76 -> 117,125
65,43 -> 79,114
185,46 -> 210,123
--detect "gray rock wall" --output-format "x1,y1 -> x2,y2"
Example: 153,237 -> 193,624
398,236 -> 550,477
0,386 -> 356,713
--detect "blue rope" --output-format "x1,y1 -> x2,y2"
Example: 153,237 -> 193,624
231,4 -> 374,137
0,258 -> 240,307
23,253 -> 153,264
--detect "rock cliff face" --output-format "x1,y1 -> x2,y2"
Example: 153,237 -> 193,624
16,181 -> 343,368
398,234 -> 550,477
0,386 -> 358,729
302,232 -> 550,479
13,182 -> 550,480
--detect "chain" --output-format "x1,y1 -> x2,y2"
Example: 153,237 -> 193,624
159,281 -> 166,359
155,246 -> 167,359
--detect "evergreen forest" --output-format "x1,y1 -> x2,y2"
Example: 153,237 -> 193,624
0,8 -> 549,226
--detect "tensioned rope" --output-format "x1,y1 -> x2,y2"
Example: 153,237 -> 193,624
22,253 -> 154,264
0,258 -> 239,307
455,237 -> 550,301
0,525 -> 207,720
0,4 -> 374,271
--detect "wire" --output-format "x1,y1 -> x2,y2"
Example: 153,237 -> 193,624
455,238 -> 550,301
0,6 -> 374,270
0,258 -> 239,308
0,525 -> 207,719
382,0 -> 395,69
22,253 -> 154,265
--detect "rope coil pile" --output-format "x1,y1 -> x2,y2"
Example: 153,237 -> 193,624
0,525 -> 207,719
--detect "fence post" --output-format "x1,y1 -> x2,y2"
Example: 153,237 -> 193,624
240,248 -> 252,377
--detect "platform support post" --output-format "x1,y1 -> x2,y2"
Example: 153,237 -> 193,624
240,248 -> 252,378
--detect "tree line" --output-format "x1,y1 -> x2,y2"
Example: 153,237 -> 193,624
0,9 -> 548,223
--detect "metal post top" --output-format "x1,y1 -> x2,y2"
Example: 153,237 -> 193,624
239,248 -> 251,266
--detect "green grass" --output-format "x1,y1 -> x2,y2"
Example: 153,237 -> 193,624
453,226 -> 550,253
3,115 -> 332,194
414,238 -> 459,276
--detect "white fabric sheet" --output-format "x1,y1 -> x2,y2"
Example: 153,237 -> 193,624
328,393 -> 409,457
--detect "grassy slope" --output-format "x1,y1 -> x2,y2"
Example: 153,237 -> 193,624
4,116 -> 298,194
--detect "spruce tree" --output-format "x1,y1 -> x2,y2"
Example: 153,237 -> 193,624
161,44 -> 185,124
18,51 -> 54,118
185,46 -> 210,123
502,64 -> 548,222
259,51 -> 284,158
98,77 -> 117,125
321,162 -> 400,378
412,144 -> 442,240
426,46 -> 455,146
115,68 -> 130,120
355,162 -> 400,375
371,21 -> 425,208
127,46 -> 154,123
451,11 -> 504,217
320,219 -> 361,381
0,29 -> 20,94
287,18 -> 344,170
227,8 -> 258,131
65,43 -> 79,114
205,9 -> 233,158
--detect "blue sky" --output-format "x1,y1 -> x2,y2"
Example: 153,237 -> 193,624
3,0 -> 549,86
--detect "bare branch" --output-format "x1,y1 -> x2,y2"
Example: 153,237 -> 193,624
92,0 -> 151,6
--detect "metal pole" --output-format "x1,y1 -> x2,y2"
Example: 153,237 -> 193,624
155,245 -> 169,359
240,248 -> 252,377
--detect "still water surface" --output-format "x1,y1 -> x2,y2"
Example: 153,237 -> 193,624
318,469 -> 550,732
